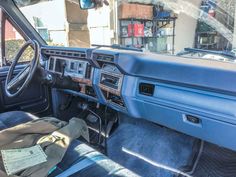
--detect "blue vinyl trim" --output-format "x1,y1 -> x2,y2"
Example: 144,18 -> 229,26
92,68 -> 107,104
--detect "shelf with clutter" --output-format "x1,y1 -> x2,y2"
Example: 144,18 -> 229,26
118,3 -> 177,54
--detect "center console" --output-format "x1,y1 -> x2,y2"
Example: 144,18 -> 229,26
99,64 -> 125,108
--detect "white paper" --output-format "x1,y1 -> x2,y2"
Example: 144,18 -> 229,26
1,145 -> 47,175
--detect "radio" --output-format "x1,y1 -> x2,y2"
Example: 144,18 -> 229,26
99,70 -> 123,95
100,73 -> 120,90
99,65 -> 125,108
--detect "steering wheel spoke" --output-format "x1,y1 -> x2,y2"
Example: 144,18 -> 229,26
7,65 -> 30,90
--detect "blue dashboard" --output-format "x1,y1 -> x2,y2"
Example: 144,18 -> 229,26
41,46 -> 236,151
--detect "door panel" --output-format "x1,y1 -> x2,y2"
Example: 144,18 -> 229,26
0,65 -> 51,115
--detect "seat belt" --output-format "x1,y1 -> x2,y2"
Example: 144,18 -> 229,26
56,155 -> 106,177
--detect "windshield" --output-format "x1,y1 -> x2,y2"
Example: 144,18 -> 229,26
14,0 -> 236,61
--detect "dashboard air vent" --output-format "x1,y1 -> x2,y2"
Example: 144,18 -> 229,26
96,54 -> 104,60
139,83 -> 155,96
94,54 -> 114,62
42,49 -> 86,59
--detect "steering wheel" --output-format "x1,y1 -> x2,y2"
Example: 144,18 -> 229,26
5,40 -> 40,97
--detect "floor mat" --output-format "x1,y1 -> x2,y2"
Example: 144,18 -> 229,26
107,114 -> 196,177
190,142 -> 236,177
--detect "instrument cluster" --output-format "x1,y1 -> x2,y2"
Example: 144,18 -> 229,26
43,49 -> 96,98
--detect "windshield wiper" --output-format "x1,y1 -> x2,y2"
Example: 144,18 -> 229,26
91,44 -> 143,52
177,48 -> 236,60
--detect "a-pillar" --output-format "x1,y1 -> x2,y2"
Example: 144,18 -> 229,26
233,4 -> 236,49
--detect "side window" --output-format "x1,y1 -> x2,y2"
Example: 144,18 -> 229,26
4,17 -> 34,65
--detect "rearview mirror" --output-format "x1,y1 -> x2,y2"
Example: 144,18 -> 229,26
79,0 -> 95,9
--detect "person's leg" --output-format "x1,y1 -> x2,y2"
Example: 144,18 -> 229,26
0,111 -> 38,130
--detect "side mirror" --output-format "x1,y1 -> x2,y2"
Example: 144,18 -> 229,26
79,0 -> 95,9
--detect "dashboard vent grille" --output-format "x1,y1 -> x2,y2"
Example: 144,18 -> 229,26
139,83 -> 155,96
42,49 -> 86,59
94,54 -> 114,62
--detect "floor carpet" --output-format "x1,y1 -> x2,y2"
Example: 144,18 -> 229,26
107,115 -> 196,177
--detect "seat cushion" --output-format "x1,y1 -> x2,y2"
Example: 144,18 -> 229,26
0,111 -> 138,177
52,141 -> 139,177
0,111 -> 38,130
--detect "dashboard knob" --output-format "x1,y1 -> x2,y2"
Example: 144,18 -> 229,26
46,73 -> 53,82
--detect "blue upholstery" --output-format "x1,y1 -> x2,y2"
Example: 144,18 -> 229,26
0,111 -> 138,177
0,111 -> 38,130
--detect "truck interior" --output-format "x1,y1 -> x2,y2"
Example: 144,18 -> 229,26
0,0 -> 236,176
